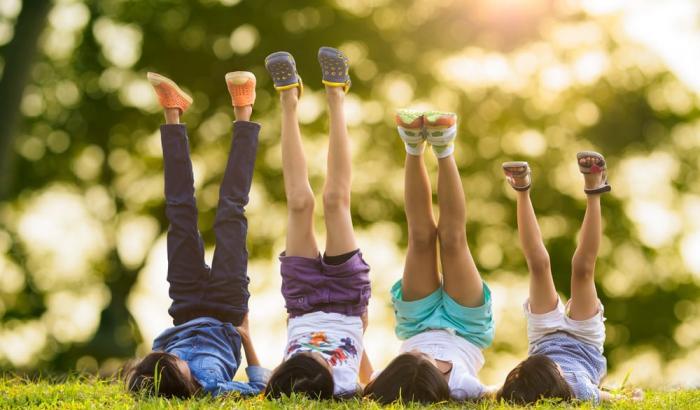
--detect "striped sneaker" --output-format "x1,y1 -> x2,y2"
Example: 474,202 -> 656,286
396,109 -> 426,156
146,72 -> 193,113
424,111 -> 457,158
225,71 -> 256,107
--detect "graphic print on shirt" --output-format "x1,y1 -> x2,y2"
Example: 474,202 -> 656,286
287,332 -> 358,367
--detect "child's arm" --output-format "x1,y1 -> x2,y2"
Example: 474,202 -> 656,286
599,390 -> 621,401
359,350 -> 374,385
599,388 -> 644,402
214,314 -> 270,396
236,314 -> 261,367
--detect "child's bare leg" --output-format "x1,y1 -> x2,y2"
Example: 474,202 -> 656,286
402,154 -> 439,301
515,189 -> 559,314
165,108 -> 179,124
281,88 -> 318,258
322,86 -> 357,256
436,155 -> 483,307
569,156 -> 604,320
234,105 -> 252,122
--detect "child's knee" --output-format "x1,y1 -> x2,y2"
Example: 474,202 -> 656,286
436,225 -> 467,251
571,255 -> 595,280
322,190 -> 350,212
408,226 -> 437,249
287,191 -> 315,213
527,254 -> 552,276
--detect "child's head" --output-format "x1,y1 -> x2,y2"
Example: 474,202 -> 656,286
125,351 -> 200,398
497,354 -> 573,404
363,352 -> 450,404
265,352 -> 334,399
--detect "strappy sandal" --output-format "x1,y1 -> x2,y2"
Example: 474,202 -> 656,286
264,51 -> 304,96
318,46 -> 351,93
577,151 -> 611,195
502,161 -> 532,191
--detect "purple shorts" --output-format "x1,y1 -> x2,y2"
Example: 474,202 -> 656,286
280,251 -> 371,317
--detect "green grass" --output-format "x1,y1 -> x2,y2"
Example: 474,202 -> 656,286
0,376 -> 698,409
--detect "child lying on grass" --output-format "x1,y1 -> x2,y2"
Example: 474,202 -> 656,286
498,153 -> 642,404
125,70 -> 268,398
262,47 -> 373,400
363,110 -> 495,404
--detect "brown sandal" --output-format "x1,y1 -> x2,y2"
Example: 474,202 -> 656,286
502,161 -> 531,191
577,151 -> 611,195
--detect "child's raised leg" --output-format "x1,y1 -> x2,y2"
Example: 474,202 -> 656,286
403,155 -> 440,300
397,111 -> 439,300
322,85 -> 358,256
516,190 -> 559,314
207,72 -> 260,326
147,72 -> 207,324
569,153 -> 608,320
434,144 -> 483,307
280,87 -> 319,258
503,162 -> 558,314
316,46 -> 357,257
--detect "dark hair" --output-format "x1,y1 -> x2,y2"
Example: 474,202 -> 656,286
265,353 -> 334,400
124,352 -> 200,398
497,354 -> 573,404
363,353 -> 450,405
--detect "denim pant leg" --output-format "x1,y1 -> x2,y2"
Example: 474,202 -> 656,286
160,124 -> 210,325
206,121 -> 260,326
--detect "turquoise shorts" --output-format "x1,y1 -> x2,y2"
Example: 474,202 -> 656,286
391,280 -> 495,349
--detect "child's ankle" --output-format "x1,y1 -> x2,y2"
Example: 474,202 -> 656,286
280,89 -> 299,106
234,105 -> 252,122
164,108 -> 180,124
325,85 -> 344,98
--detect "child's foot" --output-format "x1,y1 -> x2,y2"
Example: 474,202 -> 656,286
424,111 -> 457,158
225,71 -> 256,108
265,51 -> 303,95
502,161 -> 531,191
395,109 -> 425,156
318,46 -> 351,93
146,72 -> 192,114
577,151 -> 611,195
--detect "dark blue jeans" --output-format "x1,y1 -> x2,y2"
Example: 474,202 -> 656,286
160,121 -> 260,326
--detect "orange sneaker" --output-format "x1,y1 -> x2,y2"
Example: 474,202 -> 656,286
146,72 -> 192,113
225,71 -> 256,107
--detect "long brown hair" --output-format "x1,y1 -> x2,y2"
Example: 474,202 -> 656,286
363,353 -> 450,404
497,354 -> 573,404
265,353 -> 334,399
124,351 -> 200,398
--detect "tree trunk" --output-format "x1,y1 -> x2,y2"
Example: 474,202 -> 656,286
0,0 -> 52,200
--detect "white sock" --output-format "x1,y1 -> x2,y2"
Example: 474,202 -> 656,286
431,143 -> 454,158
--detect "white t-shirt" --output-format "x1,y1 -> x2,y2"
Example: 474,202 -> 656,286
285,311 -> 363,396
400,329 -> 486,400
